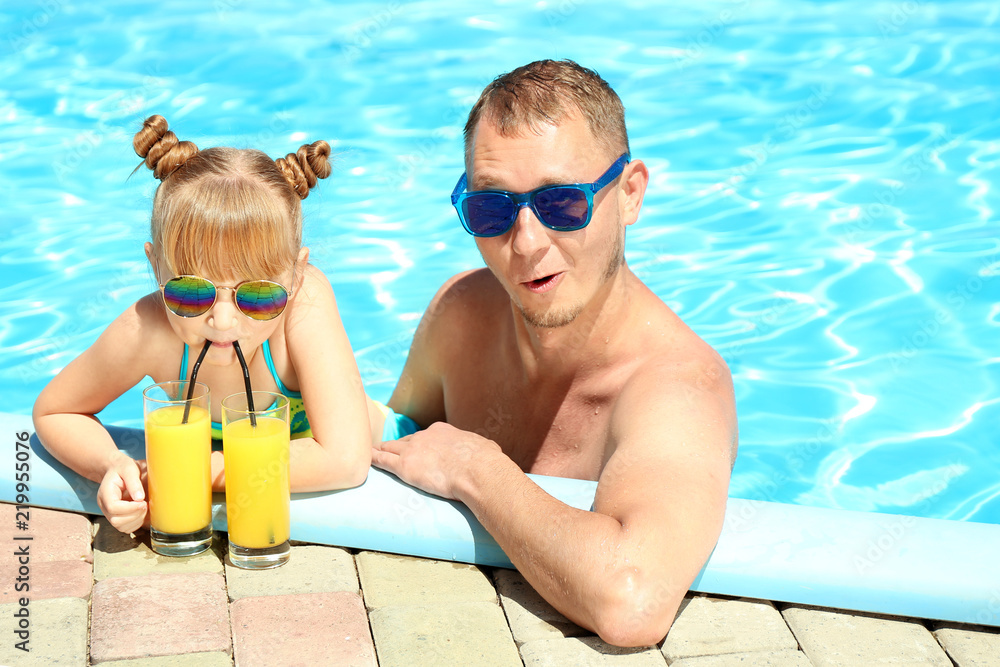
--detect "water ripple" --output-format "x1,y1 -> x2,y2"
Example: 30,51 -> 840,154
1,0 -> 997,521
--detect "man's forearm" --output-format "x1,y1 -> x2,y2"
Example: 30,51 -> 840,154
455,450 -> 681,646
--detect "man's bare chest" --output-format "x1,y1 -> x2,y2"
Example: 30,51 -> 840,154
443,376 -> 615,479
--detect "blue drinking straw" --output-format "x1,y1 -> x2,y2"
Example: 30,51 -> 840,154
232,341 -> 257,427
182,339 -> 212,424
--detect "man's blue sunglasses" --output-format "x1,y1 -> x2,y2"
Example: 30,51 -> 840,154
451,153 -> 631,238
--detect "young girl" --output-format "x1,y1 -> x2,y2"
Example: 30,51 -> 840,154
32,115 -> 372,534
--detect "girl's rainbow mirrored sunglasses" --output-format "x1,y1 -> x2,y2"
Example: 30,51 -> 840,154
156,261 -> 294,321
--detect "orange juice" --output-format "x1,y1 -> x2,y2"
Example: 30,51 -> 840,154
145,404 -> 212,535
223,416 -> 290,548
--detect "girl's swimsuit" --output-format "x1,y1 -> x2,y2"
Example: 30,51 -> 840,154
180,340 -> 312,440
180,341 -> 421,443
375,401 -> 421,441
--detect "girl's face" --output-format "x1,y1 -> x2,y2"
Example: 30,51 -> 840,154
146,243 -> 304,367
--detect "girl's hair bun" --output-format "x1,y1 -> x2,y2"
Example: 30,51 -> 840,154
133,115 -> 199,181
275,140 -> 332,200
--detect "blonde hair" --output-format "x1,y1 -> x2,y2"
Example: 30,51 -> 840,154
463,59 -> 629,165
133,115 -> 331,281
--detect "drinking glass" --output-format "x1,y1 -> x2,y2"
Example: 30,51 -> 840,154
143,381 -> 213,557
222,391 -> 291,569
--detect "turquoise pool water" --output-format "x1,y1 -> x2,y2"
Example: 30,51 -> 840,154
1,1 -> 997,523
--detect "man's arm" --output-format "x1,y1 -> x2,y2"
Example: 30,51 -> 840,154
374,356 -> 736,646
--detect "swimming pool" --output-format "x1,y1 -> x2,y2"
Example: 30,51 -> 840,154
1,1 -> 997,525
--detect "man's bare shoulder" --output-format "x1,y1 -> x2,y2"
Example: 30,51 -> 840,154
610,284 -> 738,463
429,268 -> 506,315
390,269 -> 509,425
419,268 -> 507,342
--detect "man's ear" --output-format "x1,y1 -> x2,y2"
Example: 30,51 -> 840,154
621,159 -> 649,227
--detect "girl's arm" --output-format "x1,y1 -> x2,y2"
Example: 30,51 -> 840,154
282,263 -> 372,492
32,295 -> 165,530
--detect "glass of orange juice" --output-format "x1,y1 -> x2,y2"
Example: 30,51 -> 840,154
222,391 -> 291,569
143,381 -> 213,557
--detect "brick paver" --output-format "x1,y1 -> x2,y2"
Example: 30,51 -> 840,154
90,572 -> 231,663
356,551 -> 497,608
519,636 -> 667,665
0,559 -> 92,603
0,596 -> 89,666
4,509 -> 1000,666
933,622 -> 1000,666
493,568 -> 590,644
92,518 -> 224,580
669,650 -> 814,666
783,605 -> 952,666
225,544 -> 358,600
0,504 -> 92,563
369,600 -> 521,667
662,595 -> 799,661
97,653 -> 234,666
230,591 -> 375,666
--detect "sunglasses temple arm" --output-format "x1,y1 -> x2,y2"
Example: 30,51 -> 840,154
451,173 -> 468,204
591,153 -> 631,192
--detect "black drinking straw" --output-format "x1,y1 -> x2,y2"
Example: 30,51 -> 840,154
232,341 -> 257,427
182,339 -> 213,424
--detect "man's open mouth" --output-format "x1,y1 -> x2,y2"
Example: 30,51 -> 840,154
523,273 -> 563,293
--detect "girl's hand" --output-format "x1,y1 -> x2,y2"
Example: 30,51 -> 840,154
96,455 -> 149,534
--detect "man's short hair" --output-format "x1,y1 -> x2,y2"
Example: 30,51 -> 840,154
463,59 -> 629,166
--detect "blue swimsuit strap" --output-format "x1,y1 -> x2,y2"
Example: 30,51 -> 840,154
178,341 -> 307,438
261,340 -> 302,399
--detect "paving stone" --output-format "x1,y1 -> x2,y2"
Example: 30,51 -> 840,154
225,544 -> 358,600
92,518 -> 223,580
90,572 -> 231,663
99,653 -> 234,666
662,595 -> 798,661
933,622 -> 1000,666
231,592 -> 375,666
0,596 -> 89,666
0,559 -> 93,603
356,551 -> 496,609
782,605 -> 951,666
493,568 -> 589,644
369,601 -> 521,667
0,503 -> 92,562
520,636 -> 667,665
669,650 -> 813,666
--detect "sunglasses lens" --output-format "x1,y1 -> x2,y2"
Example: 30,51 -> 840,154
462,193 -> 516,237
235,281 -> 288,320
534,187 -> 590,230
162,277 -> 215,317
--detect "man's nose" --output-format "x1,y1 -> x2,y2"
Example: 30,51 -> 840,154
510,204 -> 551,258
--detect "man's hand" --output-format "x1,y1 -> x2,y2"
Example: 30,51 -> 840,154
371,422 -> 502,500
96,455 -> 149,534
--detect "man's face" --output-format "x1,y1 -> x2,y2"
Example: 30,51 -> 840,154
467,115 -> 626,329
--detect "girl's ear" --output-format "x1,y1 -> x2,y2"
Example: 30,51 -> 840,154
144,242 -> 158,281
292,247 -> 310,293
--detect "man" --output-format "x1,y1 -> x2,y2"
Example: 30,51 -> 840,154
371,59 -> 737,647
